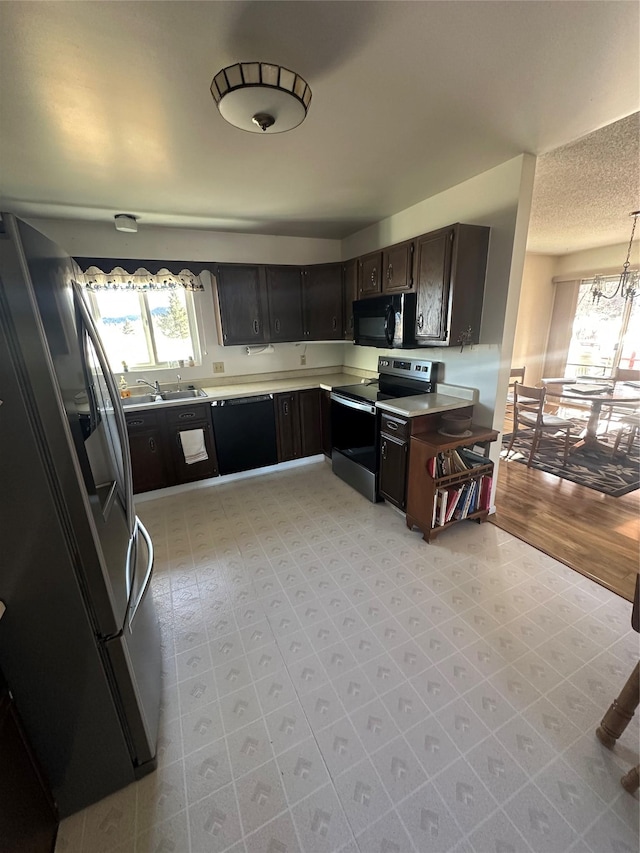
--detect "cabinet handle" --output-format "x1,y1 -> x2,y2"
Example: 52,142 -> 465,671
149,437 -> 156,452
275,319 -> 281,333
178,412 -> 196,419
284,402 -> 289,416
385,420 -> 399,431
371,267 -> 377,285
349,316 -> 354,330
418,313 -> 424,331
129,419 -> 144,427
332,317 -> 337,331
253,319 -> 259,335
387,264 -> 393,281
381,440 -> 387,460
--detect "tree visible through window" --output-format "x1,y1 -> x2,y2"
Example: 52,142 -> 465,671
88,287 -> 200,370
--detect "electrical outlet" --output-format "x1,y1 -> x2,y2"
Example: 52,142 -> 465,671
213,361 -> 225,374
300,354 -> 306,365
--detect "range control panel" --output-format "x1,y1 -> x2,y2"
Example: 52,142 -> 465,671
377,356 -> 442,383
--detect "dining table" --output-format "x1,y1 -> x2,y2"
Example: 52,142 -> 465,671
543,379 -> 640,454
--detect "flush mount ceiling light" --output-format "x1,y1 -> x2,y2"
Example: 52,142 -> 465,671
210,62 -> 311,133
114,214 -> 138,233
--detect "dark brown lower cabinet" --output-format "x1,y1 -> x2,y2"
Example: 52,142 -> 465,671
379,433 -> 409,509
126,403 -> 218,494
0,682 -> 58,853
275,393 -> 301,462
275,389 -> 323,462
126,412 -> 169,493
299,389 -> 322,456
164,404 -> 218,483
320,389 -> 332,456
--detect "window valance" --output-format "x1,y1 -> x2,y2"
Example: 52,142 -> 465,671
74,257 -> 216,292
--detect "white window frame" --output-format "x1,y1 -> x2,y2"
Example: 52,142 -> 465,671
86,287 -> 201,370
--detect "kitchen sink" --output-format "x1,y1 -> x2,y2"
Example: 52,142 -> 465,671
161,389 -> 208,401
122,393 -> 157,406
121,389 -> 207,406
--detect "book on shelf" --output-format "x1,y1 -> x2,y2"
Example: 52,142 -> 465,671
445,486 -> 464,522
479,474 -> 493,511
438,488 -> 448,526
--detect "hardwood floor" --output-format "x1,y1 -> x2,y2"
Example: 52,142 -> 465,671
491,422 -> 640,601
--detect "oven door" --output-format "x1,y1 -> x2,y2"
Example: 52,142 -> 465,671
330,393 -> 380,502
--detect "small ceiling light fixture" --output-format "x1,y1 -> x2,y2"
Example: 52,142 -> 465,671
210,62 -> 311,134
590,210 -> 639,304
114,214 -> 138,233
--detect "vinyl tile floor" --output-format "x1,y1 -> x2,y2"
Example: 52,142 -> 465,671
55,460 -> 639,853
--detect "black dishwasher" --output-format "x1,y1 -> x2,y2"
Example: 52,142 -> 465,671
210,395 -> 278,475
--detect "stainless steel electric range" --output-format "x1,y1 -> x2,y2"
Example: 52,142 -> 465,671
330,355 -> 442,502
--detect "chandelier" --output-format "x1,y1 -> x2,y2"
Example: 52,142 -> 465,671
590,210 -> 639,304
210,62 -> 311,134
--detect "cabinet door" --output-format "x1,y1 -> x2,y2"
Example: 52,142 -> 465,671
302,264 -> 343,340
359,251 -> 383,297
265,266 -> 304,342
126,411 -> 169,493
320,389 -> 332,457
215,264 -> 268,345
275,393 -> 301,462
168,418 -> 218,484
379,434 -> 408,509
414,227 -> 453,343
383,240 -> 414,294
298,388 -> 322,457
343,258 -> 359,340
128,428 -> 169,494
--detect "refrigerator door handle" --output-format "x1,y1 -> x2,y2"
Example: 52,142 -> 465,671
72,281 -> 136,534
125,519 -> 138,607
128,519 -> 154,630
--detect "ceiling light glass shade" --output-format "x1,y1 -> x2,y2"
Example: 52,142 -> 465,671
211,62 -> 311,133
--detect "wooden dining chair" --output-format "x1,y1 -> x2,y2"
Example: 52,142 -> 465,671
506,383 -> 573,466
505,366 -> 526,417
600,367 -> 640,434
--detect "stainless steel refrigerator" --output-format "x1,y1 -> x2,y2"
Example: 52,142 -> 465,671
0,213 -> 161,816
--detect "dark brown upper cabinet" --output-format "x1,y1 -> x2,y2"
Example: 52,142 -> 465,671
414,224 -> 489,346
358,250 -> 383,298
214,264 -> 268,346
302,263 -> 343,340
265,266 -> 304,343
382,239 -> 414,294
343,258 -> 359,340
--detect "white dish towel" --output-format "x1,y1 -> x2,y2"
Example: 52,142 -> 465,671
179,429 -> 208,465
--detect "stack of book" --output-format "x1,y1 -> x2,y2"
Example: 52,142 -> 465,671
426,447 -> 489,477
428,447 -> 493,528
431,474 -> 493,527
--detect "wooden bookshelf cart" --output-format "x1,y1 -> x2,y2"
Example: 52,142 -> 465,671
406,426 -> 499,542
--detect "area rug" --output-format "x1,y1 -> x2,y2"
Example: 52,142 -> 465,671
501,421 -> 640,497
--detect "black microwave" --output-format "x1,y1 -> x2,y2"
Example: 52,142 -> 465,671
353,293 -> 418,348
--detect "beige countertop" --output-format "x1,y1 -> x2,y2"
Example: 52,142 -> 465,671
376,392 -> 473,418
120,371 -> 364,411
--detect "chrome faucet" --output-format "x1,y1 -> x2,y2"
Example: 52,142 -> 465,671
176,374 -> 181,391
136,378 -> 161,395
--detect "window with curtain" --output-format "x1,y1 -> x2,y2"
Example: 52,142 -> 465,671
545,275 -> 638,380
83,267 -> 203,371
566,276 -> 638,376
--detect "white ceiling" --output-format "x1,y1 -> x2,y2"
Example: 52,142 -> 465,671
0,1 -> 638,252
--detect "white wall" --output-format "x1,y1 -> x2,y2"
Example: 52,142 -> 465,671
343,155 -> 537,433
511,253 -> 556,386
27,219 -> 341,265
511,240 -> 639,387
28,218 -> 346,384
